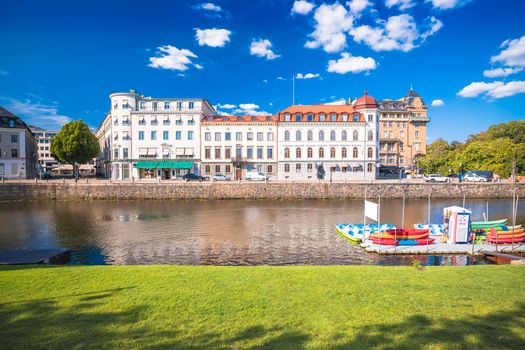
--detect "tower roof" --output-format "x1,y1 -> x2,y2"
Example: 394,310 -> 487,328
354,90 -> 378,109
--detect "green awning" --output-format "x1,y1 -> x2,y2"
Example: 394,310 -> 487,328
134,162 -> 158,169
134,161 -> 193,169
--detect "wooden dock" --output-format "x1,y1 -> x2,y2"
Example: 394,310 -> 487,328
0,249 -> 71,265
361,242 -> 525,256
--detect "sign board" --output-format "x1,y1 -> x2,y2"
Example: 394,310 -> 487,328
365,200 -> 378,222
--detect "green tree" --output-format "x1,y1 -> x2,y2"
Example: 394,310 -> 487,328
51,120 -> 99,180
418,139 -> 453,175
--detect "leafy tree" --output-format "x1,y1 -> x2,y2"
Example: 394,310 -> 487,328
51,120 -> 99,180
418,139 -> 453,175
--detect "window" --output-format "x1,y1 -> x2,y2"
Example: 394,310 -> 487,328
353,130 -> 358,141
225,132 -> 231,141
389,121 -> 393,128
307,163 -> 313,172
139,131 -> 145,140
284,114 -> 291,122
164,101 -> 170,109
330,130 -> 336,141
226,165 -> 231,173
368,114 -> 374,122
247,132 -> 253,141
247,147 -> 253,159
353,147 -> 358,158
342,114 -> 348,122
163,131 -> 169,140
284,130 -> 290,141
123,148 -> 129,158
307,130 -> 313,141
257,132 -> 263,141
11,135 -> 18,143
188,131 -> 194,140
368,130 -> 373,141
342,130 -> 347,141
114,149 -> 119,159
225,147 -> 231,158
189,101 -> 194,109
387,143 -> 394,151
330,147 -> 336,158
215,165 -> 221,173
151,131 -> 157,140
353,114 -> 359,122
152,102 -> 158,111
236,147 -> 242,157
267,147 -> 273,159
307,147 -> 313,158
383,122 -> 387,128
319,130 -> 324,141
415,131 -> 419,139
236,132 -> 242,141
10,148 -> 18,158
205,165 -> 211,174
267,132 -> 274,141
215,147 -> 221,159
176,131 -> 181,140
140,101 -> 146,110
367,163 -> 373,172
296,163 -> 301,172
307,114 -> 313,122
296,130 -> 301,141
400,142 -> 404,151
319,147 -> 324,158
205,148 -> 211,159
176,101 -> 182,110
400,131 -> 405,138
267,165 -> 273,173
330,113 -> 337,122
215,132 -> 221,141
284,148 -> 290,159
319,114 -> 325,122
257,147 -> 263,159
284,164 -> 290,172
342,147 -> 347,158
296,147 -> 302,158
367,147 -> 373,158
205,132 -> 211,141
415,122 -> 420,127
295,114 -> 302,122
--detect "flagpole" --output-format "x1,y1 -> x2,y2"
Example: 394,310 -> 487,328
292,75 -> 295,105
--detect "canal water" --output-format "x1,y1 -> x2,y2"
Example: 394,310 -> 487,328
0,199 -> 522,266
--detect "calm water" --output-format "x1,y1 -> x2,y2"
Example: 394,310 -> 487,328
0,199 -> 522,266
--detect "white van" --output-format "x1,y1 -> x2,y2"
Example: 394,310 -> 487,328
245,171 -> 269,181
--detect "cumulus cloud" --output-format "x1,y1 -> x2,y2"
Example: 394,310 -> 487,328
291,0 -> 315,15
2,97 -> 72,129
431,99 -> 444,106
295,73 -> 321,79
350,14 -> 442,52
427,0 -> 471,10
483,67 -> 523,78
386,0 -> 416,11
148,45 -> 201,71
196,2 -> 222,12
348,0 -> 372,16
457,81 -> 525,99
327,52 -> 377,74
194,28 -> 231,47
249,39 -> 281,60
305,3 -> 354,53
216,103 -> 270,116
276,76 -> 287,81
217,103 -> 236,109
490,35 -> 525,67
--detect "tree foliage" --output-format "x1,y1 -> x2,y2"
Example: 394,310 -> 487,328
51,120 -> 99,166
419,120 -> 525,178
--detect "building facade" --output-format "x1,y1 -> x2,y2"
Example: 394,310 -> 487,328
0,107 -> 38,179
276,92 -> 379,181
378,88 -> 430,170
200,115 -> 278,179
96,90 -> 216,180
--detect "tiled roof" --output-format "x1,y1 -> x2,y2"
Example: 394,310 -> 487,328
354,91 -> 378,109
278,104 -> 357,114
203,115 -> 277,123
0,106 -> 29,129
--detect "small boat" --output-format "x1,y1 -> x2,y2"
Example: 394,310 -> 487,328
370,231 -> 429,240
487,236 -> 525,244
414,224 -> 444,235
487,228 -> 524,238
471,219 -> 508,228
335,224 -> 363,243
369,237 -> 435,246
492,225 -> 522,231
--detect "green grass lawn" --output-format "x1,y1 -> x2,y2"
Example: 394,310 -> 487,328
1,265 -> 524,349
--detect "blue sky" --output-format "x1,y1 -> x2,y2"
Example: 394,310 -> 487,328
0,0 -> 524,141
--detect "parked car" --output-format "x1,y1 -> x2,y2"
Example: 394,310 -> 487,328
245,171 -> 269,181
423,174 -> 448,182
182,173 -> 208,182
212,173 -> 231,181
463,173 -> 488,182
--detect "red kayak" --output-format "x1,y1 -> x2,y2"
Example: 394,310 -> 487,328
487,236 -> 525,244
369,238 -> 435,246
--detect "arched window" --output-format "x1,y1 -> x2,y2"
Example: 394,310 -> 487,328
353,130 -> 358,141
285,130 -> 290,141
296,130 -> 302,141
353,147 -> 358,158
367,147 -> 373,158
307,147 -> 313,158
368,130 -> 373,141
330,147 -> 336,158
341,147 -> 347,158
307,130 -> 313,141
319,147 -> 324,158
319,130 -> 325,141
330,130 -> 336,141
342,130 -> 347,141
296,147 -> 302,158
284,148 -> 290,158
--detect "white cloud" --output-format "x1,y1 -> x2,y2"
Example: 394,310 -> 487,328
350,14 -> 442,52
386,0 -> 416,11
276,76 -> 287,80
217,103 -> 236,109
148,45 -> 200,71
249,39 -> 281,60
2,97 -> 72,129
327,52 -> 377,74
295,73 -> 321,79
218,103 -> 271,116
0,70 -> 8,76
431,99 -> 444,106
194,28 -> 231,47
490,35 -> 525,67
305,3 -> 353,53
483,67 -> 523,78
457,80 -> 525,99
348,0 -> 372,16
291,0 -> 315,15
239,103 -> 260,110
262,79 -> 268,84
197,2 -> 222,12
427,0 -> 471,10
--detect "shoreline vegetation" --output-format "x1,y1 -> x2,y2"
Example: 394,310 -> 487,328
1,265 -> 524,349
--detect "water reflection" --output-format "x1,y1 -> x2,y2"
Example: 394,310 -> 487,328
0,199 -> 522,265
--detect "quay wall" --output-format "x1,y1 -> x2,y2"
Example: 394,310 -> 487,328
0,181 -> 523,201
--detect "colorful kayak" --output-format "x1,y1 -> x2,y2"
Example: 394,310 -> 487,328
471,219 -> 508,228
492,225 -> 523,232
488,228 -> 524,236
335,224 -> 363,243
414,224 -> 444,235
487,236 -> 525,244
369,238 -> 435,246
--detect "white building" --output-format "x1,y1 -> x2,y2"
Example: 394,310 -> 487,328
200,115 -> 278,179
276,92 -> 379,181
96,90 -> 215,180
0,107 -> 38,179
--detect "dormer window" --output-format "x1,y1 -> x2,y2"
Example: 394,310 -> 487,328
353,114 -> 359,122
307,114 -> 313,122
330,113 -> 337,122
284,113 -> 291,122
342,114 -> 348,121
238,116 -> 242,122
295,114 -> 302,122
319,114 -> 326,122
139,101 -> 145,110
164,101 -> 170,109
252,117 -> 257,122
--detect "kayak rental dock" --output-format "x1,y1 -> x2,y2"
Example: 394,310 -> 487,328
0,249 -> 71,265
360,242 -> 525,256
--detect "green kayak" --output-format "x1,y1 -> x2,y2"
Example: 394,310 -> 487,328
471,219 -> 508,228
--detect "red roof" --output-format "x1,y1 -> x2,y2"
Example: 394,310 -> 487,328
276,104 -> 364,122
203,115 -> 277,123
278,104 -> 356,115
354,90 -> 378,109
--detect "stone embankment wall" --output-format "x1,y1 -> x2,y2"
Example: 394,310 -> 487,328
0,181 -> 523,201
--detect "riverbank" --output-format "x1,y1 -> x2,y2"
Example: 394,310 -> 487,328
0,180 -> 523,200
1,265 -> 523,349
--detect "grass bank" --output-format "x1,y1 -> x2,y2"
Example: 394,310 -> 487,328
1,265 -> 524,349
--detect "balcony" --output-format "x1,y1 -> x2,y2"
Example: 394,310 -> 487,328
138,120 -> 146,126
151,120 -> 159,126
163,120 -> 171,126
